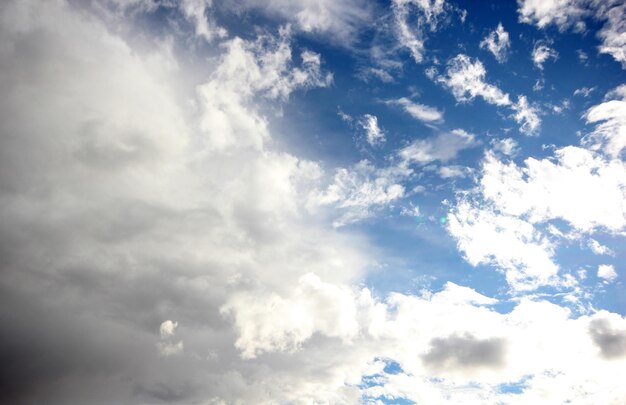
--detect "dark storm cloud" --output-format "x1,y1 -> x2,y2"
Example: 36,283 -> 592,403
421,332 -> 507,371
589,318 -> 626,359
0,1 -> 371,403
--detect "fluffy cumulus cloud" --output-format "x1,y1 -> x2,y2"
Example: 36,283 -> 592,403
1,1 -> 625,404
478,147 -> 626,232
448,198 -> 560,291
517,0 -> 587,30
480,23 -> 511,63
436,54 -> 511,106
518,0 -> 626,68
447,89 -> 626,291
210,277 -> 626,404
434,55 -> 542,134
597,264 -> 618,283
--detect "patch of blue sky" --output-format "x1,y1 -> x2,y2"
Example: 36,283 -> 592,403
162,0 -> 624,321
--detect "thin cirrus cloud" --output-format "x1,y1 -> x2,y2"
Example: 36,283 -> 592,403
387,97 -> 444,123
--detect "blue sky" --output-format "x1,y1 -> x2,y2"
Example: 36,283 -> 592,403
0,0 -> 625,404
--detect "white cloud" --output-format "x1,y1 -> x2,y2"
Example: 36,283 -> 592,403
222,272 -> 362,358
398,129 -> 478,166
179,0 -> 227,42
438,165 -> 467,178
197,30 -> 332,150
391,0 -> 448,63
359,114 -> 386,146
574,86 -> 596,97
436,54 -> 511,106
480,23 -> 511,63
532,40 -> 559,70
447,89 -> 626,288
224,277 -> 626,404
310,128 -> 478,227
512,95 -> 542,135
159,320 -> 178,337
518,0 -> 626,68
518,0 -> 586,30
491,137 -> 519,156
337,107 -> 353,122
588,239 -> 615,256
448,199 -> 560,291
359,67 -> 396,83
597,264 -> 618,282
435,54 -> 541,132
479,147 -> 626,232
597,3 -> 626,68
388,97 -> 444,123
310,160 -> 409,227
447,102 -> 626,290
232,0 -> 373,45
158,320 -> 183,356
0,1 -> 371,401
2,1 -> 625,404
583,84 -> 626,158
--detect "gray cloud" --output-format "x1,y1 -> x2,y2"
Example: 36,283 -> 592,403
0,1 -> 371,403
421,332 -> 507,371
589,318 -> 626,359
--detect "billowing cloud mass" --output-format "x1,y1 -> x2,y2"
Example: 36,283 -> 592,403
1,1 -> 625,404
447,88 -> 626,290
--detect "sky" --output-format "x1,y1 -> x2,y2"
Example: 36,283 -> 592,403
0,0 -> 625,404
